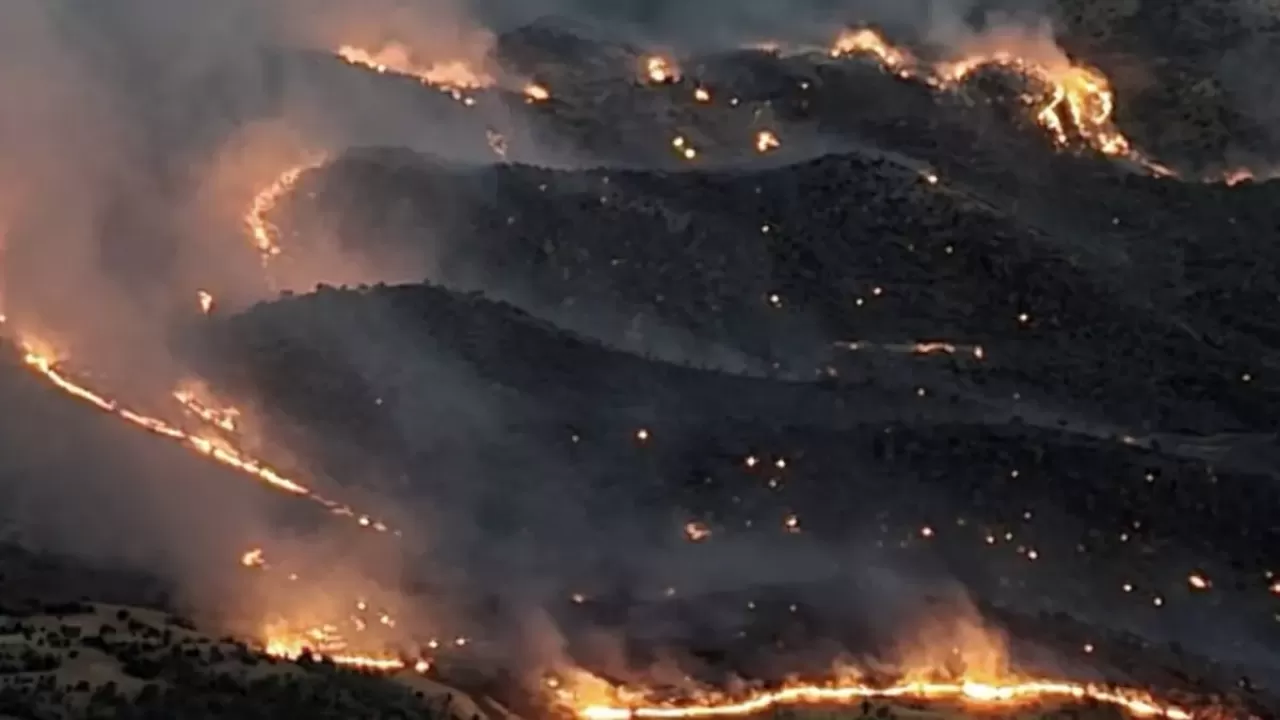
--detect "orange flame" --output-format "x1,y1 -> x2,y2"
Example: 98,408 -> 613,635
828,29 -> 1162,170
554,616 -> 1224,720
335,44 -> 494,90
754,131 -> 781,154
16,337 -> 394,532
241,548 -> 266,568
261,618 -> 431,674
197,289 -> 215,315
645,56 -> 679,84
570,677 -> 1197,720
245,156 -> 326,266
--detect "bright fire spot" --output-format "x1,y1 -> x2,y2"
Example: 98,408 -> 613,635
827,28 -> 1164,171
525,83 -> 550,101
246,156 -> 326,265
197,290 -> 214,315
241,548 -> 266,568
262,621 -> 427,674
645,56 -> 678,84
684,521 -> 712,542
694,87 -> 711,102
830,29 -> 910,72
174,382 -> 241,433
335,44 -> 494,90
755,130 -> 781,153
16,337 -> 390,531
568,677 -> 1198,720
1187,573 -> 1211,590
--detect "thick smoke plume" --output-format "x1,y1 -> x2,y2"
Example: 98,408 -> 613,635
0,0 -> 1120,673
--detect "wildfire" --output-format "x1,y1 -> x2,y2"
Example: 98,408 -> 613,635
645,56 -> 679,84
262,621 -> 429,674
830,29 -> 911,75
827,29 -> 1157,168
15,337 -> 394,532
174,382 -> 241,433
569,676 -> 1197,720
245,156 -> 326,265
550,613 -> 1243,720
335,44 -> 494,90
754,131 -> 780,153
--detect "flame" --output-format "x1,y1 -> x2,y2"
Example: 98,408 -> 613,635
645,56 -> 679,84
260,612 -> 434,674
197,289 -> 214,315
245,156 -> 326,265
525,83 -> 550,101
569,677 -> 1197,720
15,337 -> 393,532
754,131 -> 780,153
174,381 -> 241,433
241,548 -> 266,568
335,44 -> 493,90
554,615 -> 1228,720
827,29 -> 1160,169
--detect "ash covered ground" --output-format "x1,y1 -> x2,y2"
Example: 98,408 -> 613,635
2,1 -> 1280,718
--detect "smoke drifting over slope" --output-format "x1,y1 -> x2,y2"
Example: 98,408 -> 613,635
1,0 -> 1278,705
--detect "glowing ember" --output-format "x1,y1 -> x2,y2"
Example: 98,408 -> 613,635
645,56 -> 678,84
246,156 -> 326,265
754,131 -> 781,153
683,521 -> 712,542
174,383 -> 241,433
831,29 -> 911,72
262,621 -> 427,674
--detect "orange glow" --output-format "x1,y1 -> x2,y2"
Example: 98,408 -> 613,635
552,616 -> 1222,720
245,156 -> 326,265
754,131 -> 780,153
525,83 -> 551,101
336,44 -> 494,90
174,381 -> 241,433
16,337 -> 393,532
241,548 -> 266,568
827,29 -> 1161,170
261,620 -> 428,673
645,56 -> 679,84
569,677 -> 1196,720
830,29 -> 911,74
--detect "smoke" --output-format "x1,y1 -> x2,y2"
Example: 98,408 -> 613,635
0,0 -> 1083,678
